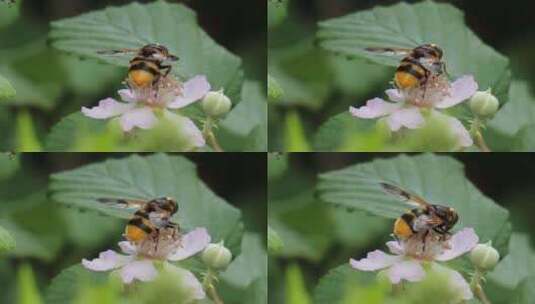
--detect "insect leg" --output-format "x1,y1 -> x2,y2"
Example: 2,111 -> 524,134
160,65 -> 173,77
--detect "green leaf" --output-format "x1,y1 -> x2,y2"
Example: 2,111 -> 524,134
0,225 -> 15,252
44,112 -> 120,152
283,110 -> 311,152
16,264 -> 43,304
267,152 -> 287,180
44,264 -> 108,304
268,0 -> 288,29
285,264 -> 312,304
488,81 -> 535,137
513,276 -> 535,304
313,264 -> 377,304
219,81 -> 267,151
314,112 -> 388,151
0,0 -> 20,28
0,152 -> 19,181
49,154 -> 243,252
317,0 -> 511,102
267,74 -> 284,103
267,225 -> 283,254
0,73 -> 16,101
221,233 -> 267,289
49,0 -> 243,102
0,219 -> 54,260
488,233 -> 535,290
317,154 -> 510,248
15,110 -> 42,152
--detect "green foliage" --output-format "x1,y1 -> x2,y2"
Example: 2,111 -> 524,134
219,81 -> 267,151
313,264 -> 378,304
314,112 -> 389,151
15,110 -> 42,152
267,225 -> 283,254
488,81 -> 535,138
49,0 -> 243,102
317,0 -> 510,102
317,154 -> 510,251
0,152 -> 19,180
0,73 -> 16,101
220,233 -> 267,304
267,74 -> 283,103
285,264 -> 311,304
49,154 -> 243,253
0,225 -> 15,252
16,264 -> 43,304
488,233 -> 535,290
267,153 -> 287,180
284,110 -> 310,151
268,0 -> 288,29
44,264 -> 109,304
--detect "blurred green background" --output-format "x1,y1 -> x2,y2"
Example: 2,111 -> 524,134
0,152 -> 266,303
0,0 -> 266,151
268,152 -> 535,303
268,0 -> 535,151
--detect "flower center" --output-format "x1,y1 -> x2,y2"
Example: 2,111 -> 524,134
133,227 -> 182,260
402,74 -> 452,108
401,230 -> 451,261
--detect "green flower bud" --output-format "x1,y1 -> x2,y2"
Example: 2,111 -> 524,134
470,242 -> 500,271
469,89 -> 499,117
201,91 -> 231,117
202,242 -> 232,270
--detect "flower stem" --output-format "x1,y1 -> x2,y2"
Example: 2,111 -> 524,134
203,269 -> 224,304
470,270 -> 492,304
203,117 -> 224,152
470,118 -> 491,152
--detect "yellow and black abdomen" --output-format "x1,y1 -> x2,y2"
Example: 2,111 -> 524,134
394,58 -> 427,90
128,58 -> 161,88
125,216 -> 154,243
393,213 -> 416,239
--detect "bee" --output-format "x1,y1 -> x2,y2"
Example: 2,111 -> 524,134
98,44 -> 179,89
366,44 -> 446,92
380,182 -> 458,241
98,196 -> 179,243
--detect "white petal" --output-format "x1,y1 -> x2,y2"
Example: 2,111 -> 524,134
163,263 -> 206,301
119,107 -> 158,132
119,260 -> 158,284
350,98 -> 401,119
167,227 -> 211,261
350,250 -> 402,271
385,89 -> 405,102
431,263 -> 473,300
386,241 -> 405,255
435,75 -> 478,109
82,250 -> 131,272
167,75 -> 211,109
177,116 -> 206,148
387,260 -> 426,284
118,89 -> 138,103
386,107 -> 425,131
118,241 -> 137,255
81,98 -> 134,119
446,116 -> 474,148
435,228 -> 479,261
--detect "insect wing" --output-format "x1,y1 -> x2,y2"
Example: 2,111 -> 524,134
365,47 -> 412,57
96,48 -> 139,56
379,183 -> 431,209
97,198 -> 147,210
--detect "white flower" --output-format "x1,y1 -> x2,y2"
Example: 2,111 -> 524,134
350,228 -> 479,301
82,75 -> 211,147
350,75 -> 478,148
82,227 -> 211,301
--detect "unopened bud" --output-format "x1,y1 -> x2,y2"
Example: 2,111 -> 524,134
470,242 -> 500,271
469,89 -> 499,117
202,242 -> 232,270
202,91 -> 231,117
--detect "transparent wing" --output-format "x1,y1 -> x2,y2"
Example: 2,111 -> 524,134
96,48 -> 139,56
365,47 -> 412,57
379,183 -> 431,209
97,198 -> 147,210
